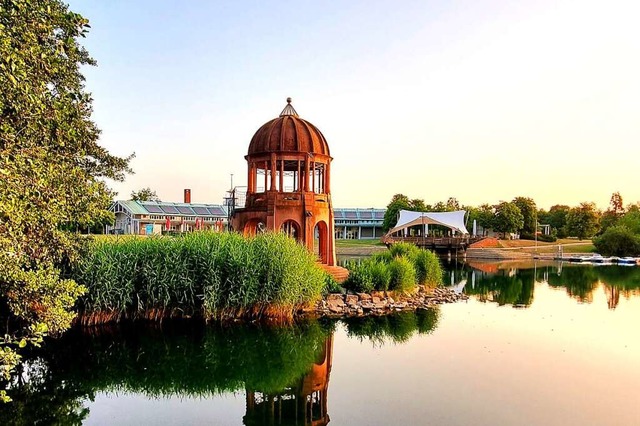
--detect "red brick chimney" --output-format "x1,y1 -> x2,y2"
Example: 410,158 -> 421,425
184,189 -> 191,204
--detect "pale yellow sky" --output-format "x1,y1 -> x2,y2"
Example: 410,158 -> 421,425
73,0 -> 640,210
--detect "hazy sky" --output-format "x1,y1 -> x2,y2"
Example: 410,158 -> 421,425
68,0 -> 640,210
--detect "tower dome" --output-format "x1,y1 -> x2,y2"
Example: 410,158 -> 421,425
247,98 -> 331,157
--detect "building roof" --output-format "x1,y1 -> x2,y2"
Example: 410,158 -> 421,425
112,200 -> 229,217
333,208 -> 385,221
247,98 -> 331,157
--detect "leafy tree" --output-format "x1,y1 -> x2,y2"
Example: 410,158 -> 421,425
537,208 -> 549,225
0,0 -> 132,402
382,194 -> 429,232
547,205 -> 570,238
599,210 -> 619,235
609,192 -> 625,215
492,201 -> 524,238
382,194 -> 411,232
512,196 -> 537,236
600,192 -> 625,234
618,209 -> 640,235
476,204 -> 495,236
566,202 -> 600,240
446,197 -> 460,211
130,187 -> 160,202
432,201 -> 447,212
466,203 -> 494,236
409,198 -> 428,212
593,225 -> 640,256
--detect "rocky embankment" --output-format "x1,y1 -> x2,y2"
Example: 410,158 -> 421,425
313,287 -> 468,318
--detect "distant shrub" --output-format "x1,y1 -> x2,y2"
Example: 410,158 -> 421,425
593,225 -> 640,257
388,257 -> 416,294
537,234 -> 557,243
521,232 -> 557,243
520,232 -> 535,240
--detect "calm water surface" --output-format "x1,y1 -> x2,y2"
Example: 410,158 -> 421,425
3,261 -> 640,425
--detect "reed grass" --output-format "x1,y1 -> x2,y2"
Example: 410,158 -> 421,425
73,232 -> 325,324
343,244 -> 443,293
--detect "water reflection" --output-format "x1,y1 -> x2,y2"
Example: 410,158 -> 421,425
444,260 -> 640,309
1,310 -> 438,426
342,308 -> 440,344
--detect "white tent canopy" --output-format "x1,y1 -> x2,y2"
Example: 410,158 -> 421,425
387,210 -> 469,236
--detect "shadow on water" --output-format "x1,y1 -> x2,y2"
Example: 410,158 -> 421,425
442,259 -> 640,309
0,309 -> 440,426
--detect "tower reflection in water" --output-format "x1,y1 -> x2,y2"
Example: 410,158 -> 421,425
3,311 -> 443,425
244,334 -> 333,426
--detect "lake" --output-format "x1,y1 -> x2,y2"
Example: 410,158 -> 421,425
3,261 -> 640,425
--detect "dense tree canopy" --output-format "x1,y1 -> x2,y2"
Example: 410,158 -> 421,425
492,201 -> 524,237
566,202 -> 600,240
382,194 -> 429,232
546,204 -> 570,238
0,0 -> 131,402
593,226 -> 640,257
130,187 -> 160,202
512,196 -> 537,236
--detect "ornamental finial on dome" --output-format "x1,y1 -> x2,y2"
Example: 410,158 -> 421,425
279,97 -> 299,117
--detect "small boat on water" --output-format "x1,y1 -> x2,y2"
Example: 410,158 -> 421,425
561,255 -> 638,266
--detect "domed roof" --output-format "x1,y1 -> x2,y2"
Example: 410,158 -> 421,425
247,98 -> 331,157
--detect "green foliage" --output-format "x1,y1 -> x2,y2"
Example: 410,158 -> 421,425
389,241 -> 420,259
383,194 -> 411,232
493,201 -> 524,236
618,209 -> 640,235
474,203 -> 495,236
512,196 -> 537,235
347,244 -> 442,292
369,260 -> 392,291
567,202 -> 601,240
343,260 -> 375,293
323,273 -> 342,294
593,226 -> 640,257
130,187 -> 160,202
371,250 -> 393,264
547,205 -> 570,238
73,232 -> 325,321
0,0 -> 132,401
382,194 -> 428,232
0,320 -> 332,422
537,233 -> 557,243
388,257 -> 416,294
343,308 -> 440,344
413,250 -> 442,285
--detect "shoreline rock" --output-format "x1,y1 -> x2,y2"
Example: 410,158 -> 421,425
309,286 -> 468,319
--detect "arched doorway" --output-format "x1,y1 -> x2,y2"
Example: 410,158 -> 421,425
314,221 -> 329,264
280,219 -> 301,242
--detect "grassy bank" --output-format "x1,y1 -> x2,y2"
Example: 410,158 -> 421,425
73,232 -> 326,324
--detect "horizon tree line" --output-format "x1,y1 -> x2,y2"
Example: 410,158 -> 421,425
383,192 -> 640,247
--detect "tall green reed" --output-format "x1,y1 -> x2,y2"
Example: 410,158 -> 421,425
73,232 -> 325,323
